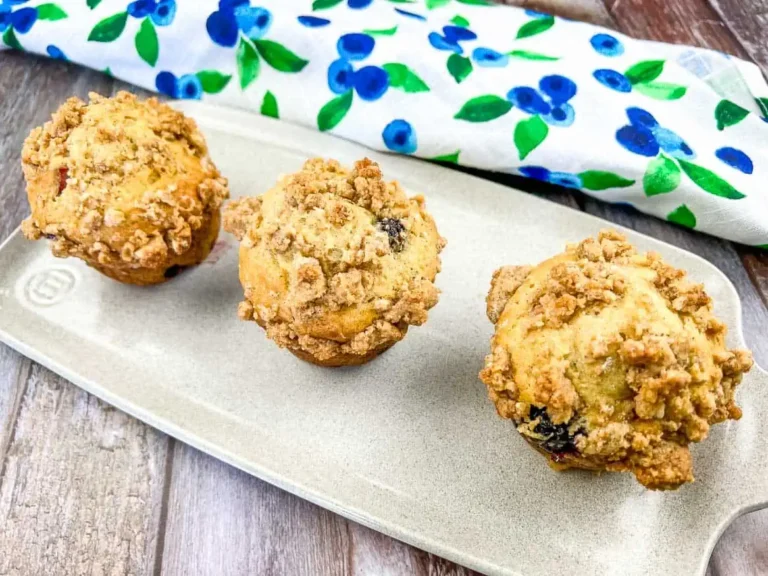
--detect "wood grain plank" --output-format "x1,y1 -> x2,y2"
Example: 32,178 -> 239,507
0,365 -> 169,576
0,346 -> 30,474
499,0 -> 615,27
708,0 -> 768,75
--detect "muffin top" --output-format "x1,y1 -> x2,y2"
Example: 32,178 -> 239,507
481,230 -> 753,488
224,158 -> 445,362
21,91 -> 228,269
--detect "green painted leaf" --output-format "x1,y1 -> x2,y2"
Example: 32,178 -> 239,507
37,4 -> 68,21
514,116 -> 548,160
383,63 -> 429,93
516,15 -> 554,39
432,151 -> 460,164
317,90 -> 353,132
253,39 -> 308,73
633,82 -> 687,100
756,244 -> 768,250
237,38 -> 260,89
667,204 -> 696,229
678,159 -> 745,199
643,155 -> 681,196
447,53 -> 472,84
579,171 -> 635,191
88,12 -> 128,42
715,99 -> 749,131
624,60 -> 664,85
426,0 -> 450,7
506,49 -> 558,61
261,91 -> 279,119
312,0 -> 343,9
450,15 -> 470,27
363,26 -> 398,36
2,27 -> 21,50
456,0 -> 493,5
756,97 -> 768,119
135,18 -> 158,66
103,67 -> 113,77
87,0 -> 102,8
454,95 -> 511,122
196,70 -> 232,94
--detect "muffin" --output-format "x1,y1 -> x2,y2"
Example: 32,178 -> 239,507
21,91 -> 229,285
223,157 -> 445,366
479,230 -> 753,490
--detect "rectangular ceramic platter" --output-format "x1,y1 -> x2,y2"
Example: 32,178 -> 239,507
1,102 -> 766,576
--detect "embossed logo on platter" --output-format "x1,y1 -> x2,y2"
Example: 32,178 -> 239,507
24,269 -> 76,307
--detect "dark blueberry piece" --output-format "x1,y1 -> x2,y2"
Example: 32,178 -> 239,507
528,405 -> 582,453
377,218 -> 406,253
45,234 -> 57,240
57,167 -> 68,195
164,264 -> 186,279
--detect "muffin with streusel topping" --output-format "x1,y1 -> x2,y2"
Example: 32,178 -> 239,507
21,91 -> 229,285
223,157 -> 446,367
480,230 -> 753,490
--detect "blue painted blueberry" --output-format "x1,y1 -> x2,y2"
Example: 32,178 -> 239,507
10,6 -> 37,33
593,69 -> 632,93
177,74 -> 203,100
395,8 -> 426,21
548,172 -> 583,189
155,71 -> 179,98
235,5 -> 271,39
128,0 -> 156,19
206,9 -> 239,47
654,127 -> 694,159
616,125 -> 659,157
46,44 -> 66,60
0,9 -> 12,33
354,66 -> 389,101
383,119 -> 417,154
472,47 -> 508,67
327,58 -> 354,94
348,0 -> 373,7
151,0 -> 176,27
219,0 -> 249,9
590,33 -> 624,57
506,87 -> 551,115
337,33 -> 375,61
626,107 -> 658,129
716,147 -> 754,174
542,103 -> 575,127
443,25 -> 477,42
298,15 -> 330,27
524,9 -> 548,18
428,32 -> 461,54
519,166 -> 551,181
539,75 -> 577,105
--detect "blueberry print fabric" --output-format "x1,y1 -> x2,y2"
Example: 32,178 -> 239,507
1,0 -> 767,247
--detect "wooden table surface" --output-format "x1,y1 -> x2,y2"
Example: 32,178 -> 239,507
1,1 -> 767,575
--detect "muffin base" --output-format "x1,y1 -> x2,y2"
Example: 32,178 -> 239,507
85,209 -> 221,286
288,340 -> 396,367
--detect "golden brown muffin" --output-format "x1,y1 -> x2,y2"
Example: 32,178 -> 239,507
480,230 -> 753,490
21,91 -> 229,285
223,157 -> 446,367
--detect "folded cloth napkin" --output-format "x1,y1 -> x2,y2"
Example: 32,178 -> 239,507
2,0 -> 767,247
